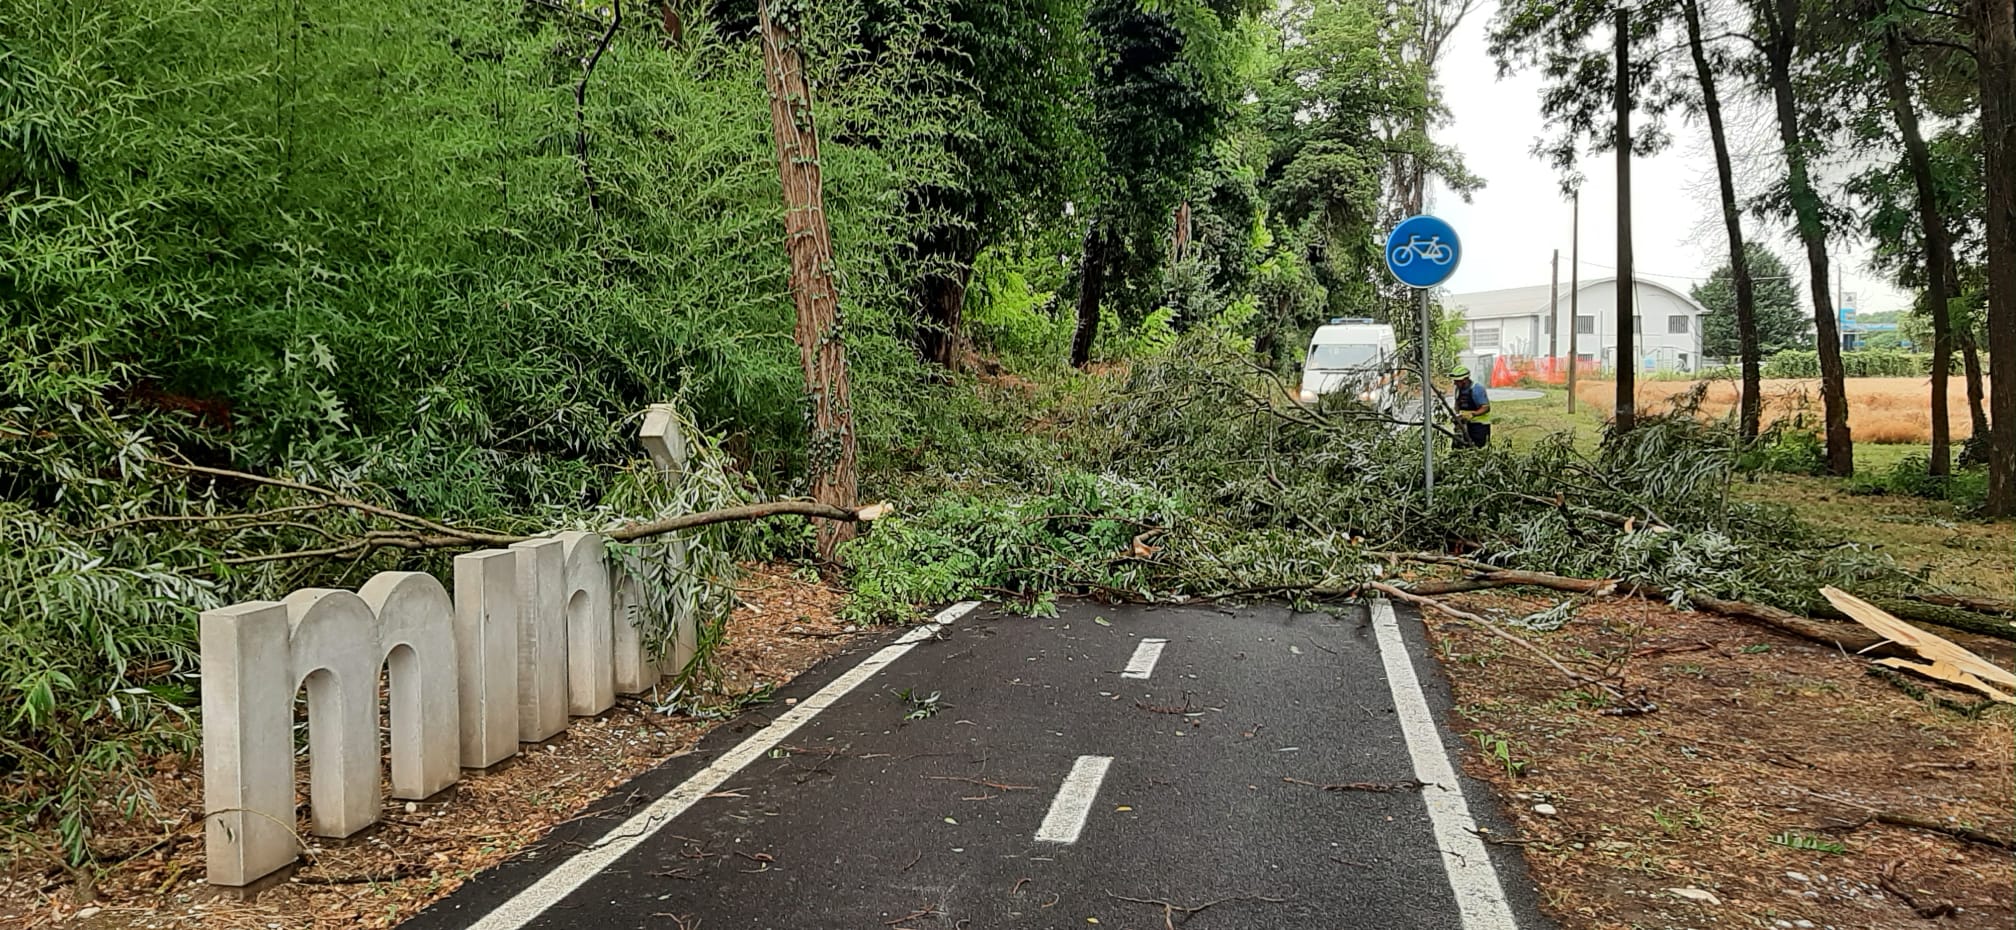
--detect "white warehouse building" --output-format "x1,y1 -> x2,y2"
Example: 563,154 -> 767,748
1446,276 -> 1711,374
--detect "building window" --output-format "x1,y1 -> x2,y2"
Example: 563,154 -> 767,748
1634,315 -> 1643,333
1543,314 -> 1552,334
1575,315 -> 1594,334
1470,323 -> 1501,350
1669,314 -> 1690,334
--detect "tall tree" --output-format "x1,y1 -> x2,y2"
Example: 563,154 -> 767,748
1069,0 -> 1255,368
1757,0 -> 1854,475
1692,245 -> 1808,357
1385,0 -> 1481,221
759,0 -> 858,559
909,0 -> 1090,369
1978,0 -> 2016,514
1878,17 -> 1958,474
1681,0 -> 1765,440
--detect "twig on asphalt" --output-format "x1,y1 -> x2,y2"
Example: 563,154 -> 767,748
1134,693 -> 1195,715
1282,776 -> 1426,793
1105,891 -> 1294,930
884,904 -> 940,926
923,775 -> 1034,791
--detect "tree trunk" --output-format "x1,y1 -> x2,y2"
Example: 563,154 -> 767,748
1684,0 -> 1761,441
759,0 -> 858,560
1614,7 -> 1637,433
1962,328 -> 1990,439
1980,0 -> 2016,516
913,223 -> 977,371
1070,223 -> 1107,369
1883,25 -> 1955,476
1764,0 -> 1852,476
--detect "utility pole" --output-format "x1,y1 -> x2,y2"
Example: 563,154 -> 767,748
1614,5 -> 1637,433
1549,249 -> 1561,358
1568,191 -> 1581,413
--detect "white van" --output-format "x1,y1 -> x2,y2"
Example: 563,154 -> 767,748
1298,318 -> 1399,412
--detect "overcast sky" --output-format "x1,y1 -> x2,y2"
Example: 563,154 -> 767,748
1422,1 -> 1911,316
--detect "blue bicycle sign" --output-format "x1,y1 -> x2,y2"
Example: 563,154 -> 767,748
1384,215 -> 1461,288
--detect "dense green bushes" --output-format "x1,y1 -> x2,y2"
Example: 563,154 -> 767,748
1758,349 -> 1948,379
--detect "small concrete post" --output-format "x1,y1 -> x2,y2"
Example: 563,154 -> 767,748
200,601 -> 295,887
639,404 -> 689,475
509,537 -> 570,742
453,549 -> 522,767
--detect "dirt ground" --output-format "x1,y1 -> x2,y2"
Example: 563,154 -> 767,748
0,564 -> 861,930
1573,377 -> 1981,445
1425,589 -> 2015,930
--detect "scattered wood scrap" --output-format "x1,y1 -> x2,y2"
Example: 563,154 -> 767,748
1822,587 -> 2016,705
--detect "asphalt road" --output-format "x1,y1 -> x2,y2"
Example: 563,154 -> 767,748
406,600 -> 1552,930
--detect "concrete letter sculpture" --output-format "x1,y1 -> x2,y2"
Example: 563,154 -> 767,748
201,407 -> 700,888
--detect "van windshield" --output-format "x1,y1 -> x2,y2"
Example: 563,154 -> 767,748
1307,343 -> 1380,370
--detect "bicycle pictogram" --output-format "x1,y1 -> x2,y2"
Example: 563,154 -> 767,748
1388,234 -> 1454,268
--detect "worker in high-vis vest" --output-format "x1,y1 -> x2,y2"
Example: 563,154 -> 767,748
1449,366 -> 1492,448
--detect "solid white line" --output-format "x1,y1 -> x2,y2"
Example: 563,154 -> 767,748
464,601 -> 982,930
1119,638 -> 1169,679
1370,598 -> 1519,930
1034,755 -> 1114,844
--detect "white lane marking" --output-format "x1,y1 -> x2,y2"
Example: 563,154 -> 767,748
1034,755 -> 1114,844
465,601 -> 982,930
1371,598 -> 1519,930
1119,638 -> 1169,679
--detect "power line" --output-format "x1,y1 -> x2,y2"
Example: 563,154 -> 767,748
1574,259 -> 1792,282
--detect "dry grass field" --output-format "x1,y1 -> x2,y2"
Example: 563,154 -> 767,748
1572,376 -> 1981,444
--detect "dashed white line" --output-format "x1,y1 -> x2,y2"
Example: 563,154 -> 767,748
462,601 -> 982,930
1034,755 -> 1114,844
1370,598 -> 1519,930
1119,638 -> 1169,679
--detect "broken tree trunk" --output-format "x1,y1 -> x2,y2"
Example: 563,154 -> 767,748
1907,592 -> 2016,617
1822,587 -> 2015,704
1395,567 -> 1899,656
1837,598 -> 2016,645
759,0 -> 858,561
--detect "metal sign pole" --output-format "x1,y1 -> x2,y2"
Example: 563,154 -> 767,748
1420,287 -> 1434,510
1384,213 -> 1459,514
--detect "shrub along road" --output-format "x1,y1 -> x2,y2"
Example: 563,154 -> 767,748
403,600 -> 1551,929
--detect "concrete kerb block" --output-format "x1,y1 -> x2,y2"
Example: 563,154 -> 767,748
200,601 -> 295,888
357,572 -> 461,799
510,537 -> 570,742
669,537 -> 699,674
559,531 -> 615,716
454,549 -> 522,767
197,407 -> 717,888
610,546 -> 662,695
283,589 -> 387,839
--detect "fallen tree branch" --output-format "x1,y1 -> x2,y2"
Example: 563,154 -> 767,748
1831,597 -> 2016,644
218,501 -> 888,565
1391,565 -> 1900,658
1803,788 -> 2015,851
1370,581 -> 1632,703
1511,492 -> 1672,532
1906,593 -> 2015,617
